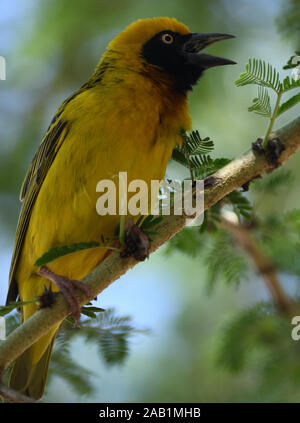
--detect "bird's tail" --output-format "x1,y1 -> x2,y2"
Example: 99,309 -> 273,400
9,274 -> 61,400
9,335 -> 56,400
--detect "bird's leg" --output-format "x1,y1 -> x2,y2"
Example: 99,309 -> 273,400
252,137 -> 285,167
120,218 -> 150,261
37,266 -> 93,324
119,215 -> 126,246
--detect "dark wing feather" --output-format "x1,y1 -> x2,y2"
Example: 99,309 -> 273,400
6,110 -> 70,304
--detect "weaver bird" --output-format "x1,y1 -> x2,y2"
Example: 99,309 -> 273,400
6,17 -> 235,399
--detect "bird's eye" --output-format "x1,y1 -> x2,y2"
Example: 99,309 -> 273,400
161,33 -> 174,44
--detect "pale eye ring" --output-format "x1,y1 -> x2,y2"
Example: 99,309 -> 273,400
161,33 -> 174,44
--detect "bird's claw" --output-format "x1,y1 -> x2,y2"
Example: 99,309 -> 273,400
252,137 -> 285,167
37,266 -> 93,325
120,218 -> 150,261
252,137 -> 264,154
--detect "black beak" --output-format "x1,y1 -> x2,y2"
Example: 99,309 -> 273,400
184,33 -> 236,68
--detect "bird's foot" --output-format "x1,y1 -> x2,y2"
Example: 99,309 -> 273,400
38,285 -> 58,309
37,266 -> 93,324
252,137 -> 285,167
120,218 -> 150,261
251,137 -> 264,154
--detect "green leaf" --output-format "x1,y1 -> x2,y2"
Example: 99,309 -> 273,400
165,227 -> 205,257
205,231 -> 249,288
248,86 -> 272,118
194,158 -> 231,180
189,154 -> 213,170
81,305 -> 105,319
283,51 -> 300,69
226,190 -> 252,221
253,170 -> 293,194
217,303 -> 276,371
173,130 -> 215,170
282,75 -> 300,92
34,241 -> 100,266
173,129 -> 219,181
80,309 -> 149,366
182,130 -> 214,155
259,210 -> 300,277
5,313 -> 21,335
50,337 -> 94,396
140,215 -> 163,230
200,202 -> 222,233
277,92 -> 300,116
54,308 -> 149,387
0,298 -> 39,316
171,148 -> 187,167
235,58 -> 281,93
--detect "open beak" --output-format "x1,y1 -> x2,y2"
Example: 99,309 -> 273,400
184,33 -> 236,68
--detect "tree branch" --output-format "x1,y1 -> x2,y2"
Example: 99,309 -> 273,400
0,382 -> 36,403
0,116 -> 299,378
221,213 -> 297,315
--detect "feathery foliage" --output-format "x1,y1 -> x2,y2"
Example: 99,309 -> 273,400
236,55 -> 300,148
217,300 -> 300,397
34,237 -> 119,267
253,169 -> 294,194
248,86 -> 271,118
277,92 -> 300,116
137,214 -> 163,236
283,52 -> 300,70
182,130 -> 214,155
166,186 -> 253,289
172,130 -> 230,181
205,230 -> 249,289
4,308 -> 147,397
50,336 -> 94,396
217,302 -> 280,371
235,59 -> 281,92
0,298 -> 39,317
34,241 -> 101,266
257,210 -> 300,277
282,75 -> 300,92
61,308 -> 149,366
226,191 -> 252,221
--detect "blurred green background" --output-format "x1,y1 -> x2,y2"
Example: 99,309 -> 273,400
0,0 -> 299,402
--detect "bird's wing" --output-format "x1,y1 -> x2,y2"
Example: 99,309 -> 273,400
6,68 -> 108,304
6,102 -> 71,304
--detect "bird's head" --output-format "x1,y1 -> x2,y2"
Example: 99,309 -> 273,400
105,17 -> 236,93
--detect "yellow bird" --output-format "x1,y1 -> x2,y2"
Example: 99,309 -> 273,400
6,17 -> 235,399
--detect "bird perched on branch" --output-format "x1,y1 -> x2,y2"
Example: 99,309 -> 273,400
6,17 -> 235,399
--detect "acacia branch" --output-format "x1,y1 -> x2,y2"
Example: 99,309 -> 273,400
0,116 -> 299,379
221,215 -> 296,315
0,382 -> 36,403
